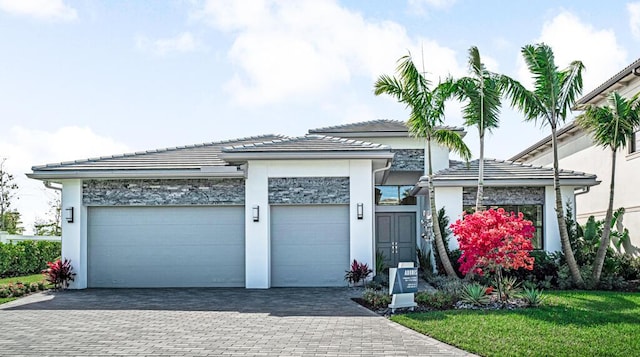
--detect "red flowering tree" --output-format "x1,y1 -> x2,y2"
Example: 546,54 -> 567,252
450,208 -> 535,302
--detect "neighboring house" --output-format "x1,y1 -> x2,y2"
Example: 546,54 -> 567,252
510,58 -> 640,249
28,119 -> 598,289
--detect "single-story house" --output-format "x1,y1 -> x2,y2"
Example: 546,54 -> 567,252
510,57 -> 640,250
28,120 -> 599,289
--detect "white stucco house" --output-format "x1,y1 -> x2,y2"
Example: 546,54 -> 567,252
510,57 -> 640,249
28,120 -> 599,289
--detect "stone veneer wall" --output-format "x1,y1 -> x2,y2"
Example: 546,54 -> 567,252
390,149 -> 424,171
83,179 -> 245,206
268,177 -> 349,204
463,186 -> 545,206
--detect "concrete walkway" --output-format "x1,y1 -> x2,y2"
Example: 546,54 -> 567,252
0,288 -> 474,356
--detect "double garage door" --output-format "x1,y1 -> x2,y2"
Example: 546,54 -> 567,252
87,205 -> 349,288
87,206 -> 245,288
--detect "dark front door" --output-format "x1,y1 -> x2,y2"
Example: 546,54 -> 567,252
375,212 -> 417,268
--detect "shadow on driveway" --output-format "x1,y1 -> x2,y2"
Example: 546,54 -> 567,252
2,287 -> 373,317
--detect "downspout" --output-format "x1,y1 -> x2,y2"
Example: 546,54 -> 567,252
571,186 -> 590,222
44,181 -> 62,191
371,159 -> 393,276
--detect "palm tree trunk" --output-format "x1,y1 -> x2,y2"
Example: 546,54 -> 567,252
551,126 -> 584,286
592,149 -> 617,283
427,138 -> 457,277
475,133 -> 485,211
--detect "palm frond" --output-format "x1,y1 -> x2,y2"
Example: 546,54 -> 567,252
576,91 -> 640,151
432,129 -> 472,161
557,60 -> 585,120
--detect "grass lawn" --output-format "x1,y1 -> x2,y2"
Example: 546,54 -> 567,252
0,274 -> 48,305
391,290 -> 640,357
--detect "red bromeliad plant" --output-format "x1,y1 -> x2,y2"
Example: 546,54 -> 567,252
450,208 -> 535,302
42,258 -> 76,290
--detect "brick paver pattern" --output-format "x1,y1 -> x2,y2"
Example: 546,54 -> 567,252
1,288 -> 475,356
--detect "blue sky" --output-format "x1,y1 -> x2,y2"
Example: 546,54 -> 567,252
1,0 -> 639,232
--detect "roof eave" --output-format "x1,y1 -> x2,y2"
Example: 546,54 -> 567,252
219,151 -> 396,162
411,176 -> 599,195
27,167 -> 245,181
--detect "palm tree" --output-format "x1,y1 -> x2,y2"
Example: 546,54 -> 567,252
576,92 -> 640,284
374,54 -> 471,278
501,43 -> 585,285
444,46 -> 503,211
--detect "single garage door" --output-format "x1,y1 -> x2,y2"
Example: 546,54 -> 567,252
87,206 -> 245,288
271,205 -> 349,287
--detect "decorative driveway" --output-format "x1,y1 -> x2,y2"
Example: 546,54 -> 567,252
1,288 -> 473,356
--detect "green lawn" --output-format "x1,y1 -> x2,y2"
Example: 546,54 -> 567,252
391,291 -> 640,357
0,274 -> 48,305
0,274 -> 46,285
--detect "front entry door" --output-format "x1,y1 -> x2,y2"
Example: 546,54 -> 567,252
375,212 -> 417,268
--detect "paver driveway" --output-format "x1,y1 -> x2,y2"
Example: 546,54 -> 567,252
1,288 -> 473,356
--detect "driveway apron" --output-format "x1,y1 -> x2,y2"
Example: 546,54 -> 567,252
0,288 -> 474,356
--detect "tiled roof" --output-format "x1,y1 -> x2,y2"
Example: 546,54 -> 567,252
577,57 -> 640,105
222,135 -> 389,153
308,119 -> 462,135
432,159 -> 597,181
32,135 -> 286,172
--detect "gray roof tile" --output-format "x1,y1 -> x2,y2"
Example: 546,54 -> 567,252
32,135 -> 286,171
222,135 -> 389,152
433,159 -> 597,181
308,119 -> 462,135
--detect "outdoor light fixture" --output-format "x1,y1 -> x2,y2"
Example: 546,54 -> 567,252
65,207 -> 74,223
252,205 -> 260,222
357,203 -> 364,220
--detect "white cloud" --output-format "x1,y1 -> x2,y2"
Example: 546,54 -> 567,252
629,2 -> 640,40
0,126 -> 129,234
516,11 -> 627,93
136,32 -> 201,56
0,0 -> 77,21
408,0 -> 456,15
193,0 -> 463,105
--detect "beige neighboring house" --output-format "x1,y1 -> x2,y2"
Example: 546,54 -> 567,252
510,57 -> 640,250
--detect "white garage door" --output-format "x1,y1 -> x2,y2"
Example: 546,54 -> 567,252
271,205 -> 349,287
87,206 -> 245,288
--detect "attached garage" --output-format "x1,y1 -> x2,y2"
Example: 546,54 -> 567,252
270,205 -> 349,287
87,206 -> 245,288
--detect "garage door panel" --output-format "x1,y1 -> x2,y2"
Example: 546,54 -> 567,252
88,206 -> 245,288
271,205 -> 349,287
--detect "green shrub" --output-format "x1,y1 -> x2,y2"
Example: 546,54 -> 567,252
506,250 -> 560,288
0,287 -> 9,298
0,241 -> 61,278
428,275 -> 468,299
415,291 -> 455,310
521,287 -> 546,307
460,283 -> 490,306
362,289 -> 391,309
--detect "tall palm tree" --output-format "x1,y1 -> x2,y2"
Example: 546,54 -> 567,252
576,92 -> 640,284
374,54 -> 471,278
444,46 -> 503,211
501,43 -> 585,285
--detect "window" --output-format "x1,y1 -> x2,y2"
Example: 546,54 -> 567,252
375,185 -> 416,205
464,204 -> 544,249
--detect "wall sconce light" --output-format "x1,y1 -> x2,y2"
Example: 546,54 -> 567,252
252,205 -> 260,222
65,207 -> 74,223
357,203 -> 364,220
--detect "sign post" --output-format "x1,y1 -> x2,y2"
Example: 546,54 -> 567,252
388,262 -> 418,312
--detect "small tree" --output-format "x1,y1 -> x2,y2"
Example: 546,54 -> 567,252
0,158 -> 19,232
34,191 -> 62,236
451,208 -> 535,302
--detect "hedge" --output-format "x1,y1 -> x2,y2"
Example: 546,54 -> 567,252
0,241 -> 61,278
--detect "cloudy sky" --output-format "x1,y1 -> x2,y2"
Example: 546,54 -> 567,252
1,0 -> 638,233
